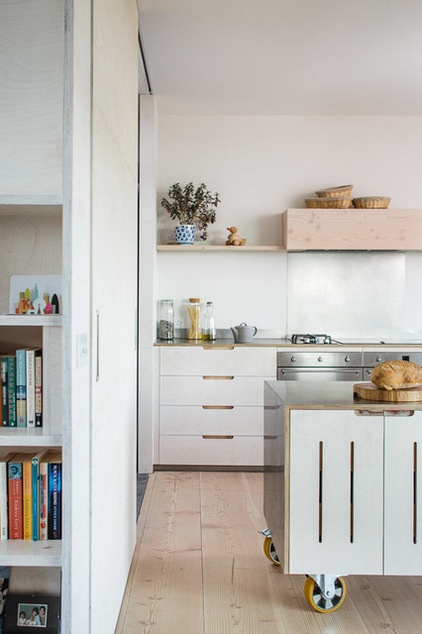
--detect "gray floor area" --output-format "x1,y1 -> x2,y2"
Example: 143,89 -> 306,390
137,474 -> 149,518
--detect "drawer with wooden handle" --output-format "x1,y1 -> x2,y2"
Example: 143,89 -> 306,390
160,346 -> 276,376
160,375 -> 273,406
160,405 -> 263,435
159,434 -> 263,466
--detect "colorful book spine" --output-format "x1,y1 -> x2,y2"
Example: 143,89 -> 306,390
31,450 -> 47,541
48,461 -> 62,540
15,349 -> 27,428
39,460 -> 48,540
6,356 -> 16,427
7,460 -> 23,539
1,357 -> 8,427
35,349 -> 43,428
22,459 -> 32,540
0,453 -> 16,540
26,349 -> 36,428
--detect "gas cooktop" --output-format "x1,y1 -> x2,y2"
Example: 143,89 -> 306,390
289,333 -> 422,345
290,334 -> 333,344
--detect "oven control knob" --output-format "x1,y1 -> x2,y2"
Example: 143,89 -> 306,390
344,356 -> 351,363
290,356 -> 296,363
318,356 -> 323,362
376,355 -> 382,363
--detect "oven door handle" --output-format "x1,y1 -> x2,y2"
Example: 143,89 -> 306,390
278,368 -> 361,374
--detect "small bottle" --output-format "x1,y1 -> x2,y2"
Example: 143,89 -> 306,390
158,300 -> 174,340
202,301 -> 216,341
187,297 -> 201,340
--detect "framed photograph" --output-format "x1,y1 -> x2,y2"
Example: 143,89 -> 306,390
4,594 -> 60,634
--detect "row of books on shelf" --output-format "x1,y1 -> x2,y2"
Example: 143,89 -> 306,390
0,449 -> 62,541
1,348 -> 43,428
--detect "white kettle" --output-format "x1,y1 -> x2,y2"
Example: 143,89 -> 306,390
231,322 -> 257,343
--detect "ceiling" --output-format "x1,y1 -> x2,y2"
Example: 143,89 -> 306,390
138,0 -> 422,116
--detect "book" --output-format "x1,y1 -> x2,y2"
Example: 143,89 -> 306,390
0,359 -> 7,427
0,453 -> 17,540
39,459 -> 48,540
7,458 -> 23,539
15,349 -> 27,428
31,449 -> 48,541
47,451 -> 62,540
9,453 -> 34,540
26,348 -> 39,428
35,349 -> 43,428
5,356 -> 16,427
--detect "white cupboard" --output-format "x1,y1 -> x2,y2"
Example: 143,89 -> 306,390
158,346 -> 275,466
269,405 -> 422,577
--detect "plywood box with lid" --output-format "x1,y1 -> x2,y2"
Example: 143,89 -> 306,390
282,209 -> 422,251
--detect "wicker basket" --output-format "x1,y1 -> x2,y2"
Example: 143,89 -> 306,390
352,196 -> 391,209
305,196 -> 353,209
315,184 -> 354,198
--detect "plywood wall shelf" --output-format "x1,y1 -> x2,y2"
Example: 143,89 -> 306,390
157,244 -> 284,252
282,208 -> 422,251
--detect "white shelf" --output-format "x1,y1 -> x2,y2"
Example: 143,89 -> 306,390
0,539 -> 61,567
0,315 -> 62,327
0,195 -> 62,213
0,428 -> 62,447
157,244 -> 284,252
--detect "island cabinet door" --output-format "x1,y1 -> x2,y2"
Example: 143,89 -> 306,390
288,409 -> 384,575
384,411 -> 422,575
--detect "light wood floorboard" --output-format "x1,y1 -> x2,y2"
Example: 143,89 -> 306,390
116,472 -> 422,634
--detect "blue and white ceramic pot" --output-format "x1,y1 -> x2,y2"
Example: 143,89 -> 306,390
175,224 -> 195,245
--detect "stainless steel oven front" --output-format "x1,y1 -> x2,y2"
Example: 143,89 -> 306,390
277,350 -> 364,381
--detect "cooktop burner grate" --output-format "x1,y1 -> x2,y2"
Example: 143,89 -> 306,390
290,334 -> 332,344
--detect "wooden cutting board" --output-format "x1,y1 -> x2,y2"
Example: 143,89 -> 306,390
354,382 -> 422,402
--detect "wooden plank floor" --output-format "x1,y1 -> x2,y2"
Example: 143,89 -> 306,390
116,472 -> 422,633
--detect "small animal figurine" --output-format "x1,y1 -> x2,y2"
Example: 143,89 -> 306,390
226,226 -> 247,246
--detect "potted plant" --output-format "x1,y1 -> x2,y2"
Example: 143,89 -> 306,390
161,182 -> 220,244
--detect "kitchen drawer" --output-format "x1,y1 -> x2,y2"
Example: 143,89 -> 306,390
160,375 -> 272,406
159,434 -> 263,466
160,405 -> 263,436
160,346 -> 276,376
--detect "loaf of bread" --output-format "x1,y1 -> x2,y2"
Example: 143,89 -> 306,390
371,360 -> 422,390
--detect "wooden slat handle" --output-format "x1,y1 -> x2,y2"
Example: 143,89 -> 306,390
202,375 -> 234,380
202,435 -> 234,440
202,405 -> 234,410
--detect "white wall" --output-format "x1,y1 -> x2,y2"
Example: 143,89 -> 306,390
156,115 -> 422,337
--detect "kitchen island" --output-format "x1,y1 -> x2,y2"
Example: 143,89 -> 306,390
263,380 -> 422,612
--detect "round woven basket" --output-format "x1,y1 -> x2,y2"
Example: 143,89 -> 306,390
315,184 -> 354,198
305,196 -> 353,209
352,196 -> 391,209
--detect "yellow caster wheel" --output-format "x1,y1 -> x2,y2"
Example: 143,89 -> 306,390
263,536 -> 280,567
304,575 -> 346,612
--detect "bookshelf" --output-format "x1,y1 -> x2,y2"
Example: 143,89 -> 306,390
1,1 -> 139,631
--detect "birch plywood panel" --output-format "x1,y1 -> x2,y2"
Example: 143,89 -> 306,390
0,0 -> 64,196
282,209 -> 422,250
0,215 -> 62,314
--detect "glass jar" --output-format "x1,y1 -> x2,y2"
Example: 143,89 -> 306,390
202,301 -> 216,341
187,297 -> 201,340
158,300 -> 174,340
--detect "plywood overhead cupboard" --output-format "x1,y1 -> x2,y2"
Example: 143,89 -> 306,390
0,2 -> 138,633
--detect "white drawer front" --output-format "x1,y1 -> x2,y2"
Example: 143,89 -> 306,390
160,376 -> 271,406
159,435 -> 263,466
160,346 -> 276,376
160,405 -> 262,435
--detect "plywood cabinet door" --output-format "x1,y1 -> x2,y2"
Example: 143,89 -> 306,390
288,409 -> 384,575
384,411 -> 422,575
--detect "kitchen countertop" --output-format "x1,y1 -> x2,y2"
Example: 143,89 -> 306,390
154,338 -> 422,349
265,380 -> 422,410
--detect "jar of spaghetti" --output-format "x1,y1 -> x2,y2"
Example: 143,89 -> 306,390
187,297 -> 201,340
